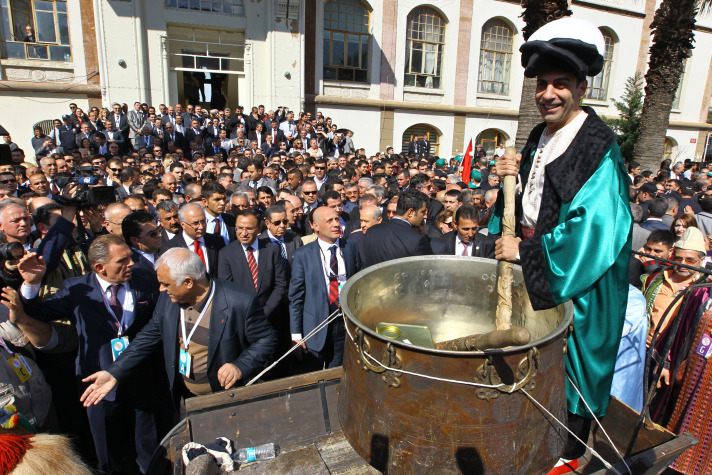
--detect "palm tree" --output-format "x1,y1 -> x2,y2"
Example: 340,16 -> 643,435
514,1 -> 573,150
633,0 -> 712,172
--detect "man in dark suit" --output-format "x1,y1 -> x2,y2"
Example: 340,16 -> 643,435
259,204 -> 302,280
110,103 -> 130,140
289,206 -> 362,371
184,119 -> 204,145
434,205 -> 496,258
363,188 -> 433,267
217,209 -> 287,329
123,210 -> 162,275
162,123 -> 186,154
266,119 -> 285,146
157,200 -> 181,249
202,181 -> 235,245
162,202 -> 225,278
58,115 -> 78,152
80,247 -> 278,405
103,120 -> 126,154
12,235 -> 166,474
639,198 -> 670,232
408,135 -> 423,158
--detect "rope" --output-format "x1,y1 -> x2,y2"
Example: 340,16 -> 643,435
519,388 -> 620,474
245,308 -> 342,386
566,374 -> 631,474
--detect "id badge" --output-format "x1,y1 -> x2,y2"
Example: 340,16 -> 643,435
696,333 -> 712,358
337,274 -> 347,296
8,355 -> 31,382
179,349 -> 192,377
111,336 -> 129,361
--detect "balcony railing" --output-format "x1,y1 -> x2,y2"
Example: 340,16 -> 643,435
2,41 -> 71,62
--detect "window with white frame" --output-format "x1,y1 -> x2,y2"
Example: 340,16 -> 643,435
404,7 -> 445,89
323,0 -> 370,83
166,0 -> 244,16
477,19 -> 513,96
585,30 -> 615,101
168,26 -> 245,75
0,0 -> 71,61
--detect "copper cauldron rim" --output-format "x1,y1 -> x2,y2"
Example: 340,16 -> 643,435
340,255 -> 574,356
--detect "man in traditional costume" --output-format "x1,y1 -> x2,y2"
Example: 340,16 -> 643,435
492,18 -> 632,474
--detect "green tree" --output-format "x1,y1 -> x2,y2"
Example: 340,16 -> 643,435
602,72 -> 644,163
633,0 -> 712,171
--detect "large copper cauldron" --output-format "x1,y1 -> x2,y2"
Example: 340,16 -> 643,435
338,256 -> 574,474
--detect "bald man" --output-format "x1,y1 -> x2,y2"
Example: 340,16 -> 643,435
103,202 -> 131,236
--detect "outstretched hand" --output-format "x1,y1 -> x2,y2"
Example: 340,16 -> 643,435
80,371 -> 118,406
17,252 -> 46,286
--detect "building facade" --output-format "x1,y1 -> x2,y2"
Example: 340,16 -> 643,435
1,0 -> 711,162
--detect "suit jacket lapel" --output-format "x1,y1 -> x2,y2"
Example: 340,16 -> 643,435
207,282 -> 228,369
256,240 -> 267,291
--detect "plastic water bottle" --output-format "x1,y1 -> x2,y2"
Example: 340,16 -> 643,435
233,443 -> 280,463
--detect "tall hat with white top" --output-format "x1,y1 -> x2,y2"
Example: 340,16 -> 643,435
520,17 -> 606,81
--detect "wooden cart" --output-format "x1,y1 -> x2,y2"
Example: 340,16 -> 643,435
151,367 -> 697,474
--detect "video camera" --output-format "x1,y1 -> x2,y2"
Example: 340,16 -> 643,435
53,166 -> 116,209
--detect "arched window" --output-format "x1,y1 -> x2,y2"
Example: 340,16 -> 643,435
663,137 -> 677,162
323,0 -> 370,83
477,19 -> 514,95
402,124 -> 440,156
404,7 -> 445,89
475,129 -> 508,158
586,29 -> 615,101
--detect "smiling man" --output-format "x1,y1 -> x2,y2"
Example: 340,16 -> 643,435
492,18 -> 632,473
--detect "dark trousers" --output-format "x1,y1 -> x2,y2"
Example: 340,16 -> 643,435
300,318 -> 346,372
83,380 -> 162,475
562,412 -> 592,460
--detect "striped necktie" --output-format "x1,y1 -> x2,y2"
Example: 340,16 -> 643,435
274,239 -> 289,275
246,246 -> 258,290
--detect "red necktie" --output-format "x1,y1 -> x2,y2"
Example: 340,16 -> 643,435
328,245 -> 339,312
246,246 -> 258,290
193,240 -> 206,267
50,181 -> 59,195
213,218 -> 221,235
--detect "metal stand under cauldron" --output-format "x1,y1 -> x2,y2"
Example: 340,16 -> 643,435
338,256 -> 574,474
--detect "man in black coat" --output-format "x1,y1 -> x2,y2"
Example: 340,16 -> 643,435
363,188 -> 433,267
12,235 -> 167,474
80,247 -> 278,405
162,202 -> 225,277
434,205 -> 496,258
217,209 -> 287,325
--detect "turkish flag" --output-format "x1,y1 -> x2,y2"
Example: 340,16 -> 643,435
462,138 -> 473,185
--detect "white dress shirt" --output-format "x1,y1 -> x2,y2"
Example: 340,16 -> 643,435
183,232 -> 210,273
241,241 -> 260,264
206,213 -> 230,245
21,273 -> 135,336
455,235 -> 473,257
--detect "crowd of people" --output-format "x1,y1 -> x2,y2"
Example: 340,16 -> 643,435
0,99 -> 504,474
0,94 -> 711,474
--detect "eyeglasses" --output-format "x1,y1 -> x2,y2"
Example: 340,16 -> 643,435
269,219 -> 289,226
182,220 -> 207,228
303,190 -> 317,195
315,166 -> 326,170
110,168 -> 122,173
0,179 -> 17,184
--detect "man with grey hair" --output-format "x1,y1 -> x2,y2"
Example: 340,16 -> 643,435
0,201 -> 32,250
80,247 -> 278,403
12,234 -> 164,473
357,177 -> 373,196
163,202 -> 225,277
229,190 -> 251,215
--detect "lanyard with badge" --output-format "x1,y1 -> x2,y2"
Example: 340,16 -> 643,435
319,245 -> 346,296
100,284 -> 132,361
0,334 -> 32,383
179,283 -> 215,378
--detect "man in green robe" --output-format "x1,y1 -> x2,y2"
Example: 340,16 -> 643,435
491,18 -> 632,473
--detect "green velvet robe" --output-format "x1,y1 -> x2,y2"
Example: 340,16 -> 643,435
490,108 -> 632,417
